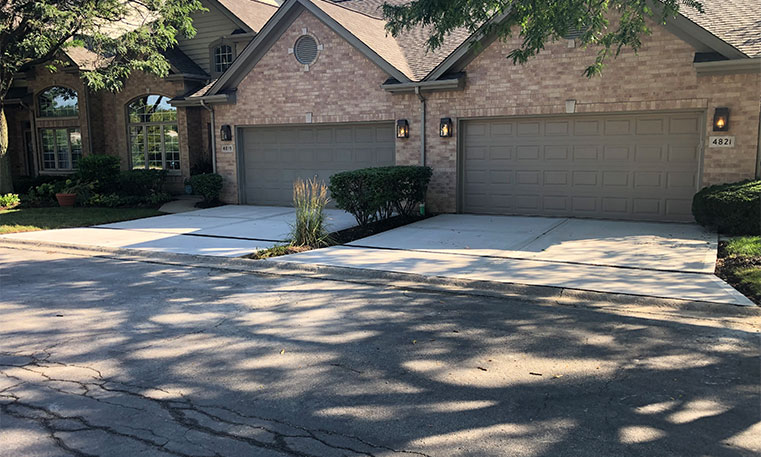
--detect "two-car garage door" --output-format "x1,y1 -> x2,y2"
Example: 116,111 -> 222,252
462,112 -> 702,221
241,122 -> 395,206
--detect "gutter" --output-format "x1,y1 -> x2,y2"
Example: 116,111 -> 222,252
693,58 -> 761,75
170,93 -> 235,107
381,75 -> 465,93
199,100 -> 217,174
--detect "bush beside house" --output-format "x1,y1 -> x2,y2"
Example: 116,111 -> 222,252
329,166 -> 433,226
692,180 -> 760,235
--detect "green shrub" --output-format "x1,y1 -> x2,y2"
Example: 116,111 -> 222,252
13,175 -> 65,194
86,193 -> 124,208
329,166 -> 432,225
190,173 -> 223,202
116,169 -> 167,196
0,193 -> 21,210
75,154 -> 120,191
692,180 -> 760,235
291,177 -> 331,247
25,181 -> 65,206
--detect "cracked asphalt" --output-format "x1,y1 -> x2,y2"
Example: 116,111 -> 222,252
1,245 -> 760,457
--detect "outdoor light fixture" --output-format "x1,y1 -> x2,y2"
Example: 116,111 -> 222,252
439,118 -> 453,137
713,107 -> 730,132
396,119 -> 409,138
220,124 -> 232,141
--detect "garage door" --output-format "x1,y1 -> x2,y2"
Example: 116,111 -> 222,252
241,123 -> 395,206
462,113 -> 702,221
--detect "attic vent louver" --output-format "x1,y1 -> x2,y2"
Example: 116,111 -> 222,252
294,35 -> 319,65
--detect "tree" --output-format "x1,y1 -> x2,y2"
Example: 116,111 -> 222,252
0,0 -> 204,193
383,0 -> 703,77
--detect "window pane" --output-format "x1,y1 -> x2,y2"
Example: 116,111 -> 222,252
69,130 -> 82,168
40,129 -> 56,169
130,126 -> 145,169
128,95 -> 177,123
164,125 -> 180,170
38,87 -> 79,118
214,45 -> 233,73
55,129 -> 70,169
147,125 -> 163,169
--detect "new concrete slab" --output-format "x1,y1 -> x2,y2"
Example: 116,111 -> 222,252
0,205 -> 357,257
272,246 -> 752,306
349,215 -> 717,273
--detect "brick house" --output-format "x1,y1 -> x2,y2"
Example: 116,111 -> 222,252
4,0 -> 278,193
7,0 -> 760,222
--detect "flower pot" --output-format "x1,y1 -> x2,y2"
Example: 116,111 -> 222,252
55,193 -> 77,207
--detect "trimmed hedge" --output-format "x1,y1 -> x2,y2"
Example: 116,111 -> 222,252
116,169 -> 167,196
190,173 -> 223,202
75,154 -> 120,192
329,166 -> 432,226
692,180 -> 760,235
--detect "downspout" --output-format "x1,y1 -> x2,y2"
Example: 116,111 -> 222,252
84,89 -> 94,157
415,86 -> 426,166
199,100 -> 217,174
756,106 -> 761,179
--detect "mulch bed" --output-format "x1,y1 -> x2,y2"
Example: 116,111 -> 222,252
245,214 -> 430,260
715,241 -> 761,305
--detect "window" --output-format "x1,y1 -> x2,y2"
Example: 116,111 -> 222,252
213,45 -> 234,73
39,128 -> 82,170
127,95 -> 180,171
38,87 -> 79,118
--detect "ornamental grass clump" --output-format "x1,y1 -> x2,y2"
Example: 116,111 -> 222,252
291,177 -> 332,247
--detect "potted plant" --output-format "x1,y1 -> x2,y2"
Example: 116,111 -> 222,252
55,180 -> 91,207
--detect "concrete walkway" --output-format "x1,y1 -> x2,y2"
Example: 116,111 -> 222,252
272,215 -> 751,306
0,205 -> 357,257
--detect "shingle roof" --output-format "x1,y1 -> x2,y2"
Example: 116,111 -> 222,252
680,0 -> 761,58
216,0 -> 279,32
313,0 -> 472,80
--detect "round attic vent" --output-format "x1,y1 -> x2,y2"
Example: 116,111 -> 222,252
294,35 -> 319,65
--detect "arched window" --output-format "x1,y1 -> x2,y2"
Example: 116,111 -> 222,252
38,86 -> 79,118
127,95 -> 180,171
213,44 -> 233,73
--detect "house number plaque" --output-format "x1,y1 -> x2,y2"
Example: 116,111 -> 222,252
709,136 -> 735,148
221,145 -> 234,153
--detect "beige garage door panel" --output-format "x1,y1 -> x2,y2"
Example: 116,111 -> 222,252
462,113 -> 701,221
242,123 -> 395,206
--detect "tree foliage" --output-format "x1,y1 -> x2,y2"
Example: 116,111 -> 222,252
0,0 -> 204,192
383,0 -> 704,77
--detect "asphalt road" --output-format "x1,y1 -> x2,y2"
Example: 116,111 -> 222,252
1,245 -> 759,457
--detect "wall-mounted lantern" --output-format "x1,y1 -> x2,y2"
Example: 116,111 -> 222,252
713,107 -> 730,132
220,124 -> 233,141
439,118 -> 453,137
396,119 -> 409,139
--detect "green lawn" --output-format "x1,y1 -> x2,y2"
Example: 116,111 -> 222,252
724,236 -> 761,258
0,207 -> 163,234
719,236 -> 761,305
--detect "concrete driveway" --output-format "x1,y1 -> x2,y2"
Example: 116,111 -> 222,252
0,205 -> 357,257
2,246 -> 760,457
274,215 -> 751,306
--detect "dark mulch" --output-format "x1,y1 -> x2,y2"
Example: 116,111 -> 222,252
195,199 -> 225,209
330,214 -> 429,245
716,241 -> 761,305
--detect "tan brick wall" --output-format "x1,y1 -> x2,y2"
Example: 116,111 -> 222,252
214,10 -> 760,211
213,10 -> 399,201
